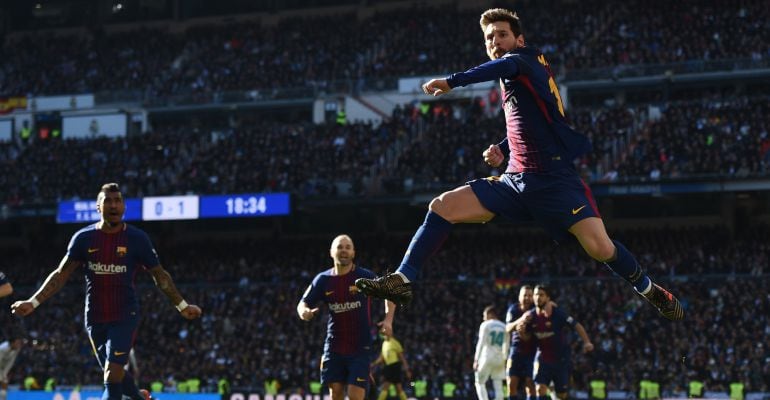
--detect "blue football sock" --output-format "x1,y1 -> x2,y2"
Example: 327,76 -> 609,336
123,371 -> 143,400
604,240 -> 651,293
103,382 -> 122,400
396,211 -> 453,282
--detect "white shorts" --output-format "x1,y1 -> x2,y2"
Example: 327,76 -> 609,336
475,357 -> 506,382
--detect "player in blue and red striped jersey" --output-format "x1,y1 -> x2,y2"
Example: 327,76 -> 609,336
525,285 -> 593,400
505,285 -> 536,400
356,8 -> 684,322
297,234 -> 396,400
11,183 -> 202,400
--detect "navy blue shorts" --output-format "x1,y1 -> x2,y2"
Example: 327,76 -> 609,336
469,168 -> 600,241
86,314 -> 139,367
321,352 -> 371,389
533,360 -> 570,393
507,352 -> 535,379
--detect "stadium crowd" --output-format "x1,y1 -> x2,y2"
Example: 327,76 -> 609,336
1,0 -> 769,98
2,93 -> 769,206
1,226 -> 767,396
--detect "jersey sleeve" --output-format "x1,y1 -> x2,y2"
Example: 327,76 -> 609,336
301,273 -> 325,308
136,230 -> 161,269
505,304 -> 516,323
446,57 -> 520,88
554,307 -> 577,328
65,231 -> 88,262
0,271 -> 7,285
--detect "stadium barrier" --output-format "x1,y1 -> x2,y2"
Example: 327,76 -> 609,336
227,395 -> 419,400
7,391 -> 220,400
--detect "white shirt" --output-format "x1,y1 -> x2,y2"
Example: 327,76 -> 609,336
474,319 -> 506,364
0,341 -> 20,383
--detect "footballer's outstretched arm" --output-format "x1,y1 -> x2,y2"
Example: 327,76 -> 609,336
11,256 -> 81,316
148,265 -> 202,319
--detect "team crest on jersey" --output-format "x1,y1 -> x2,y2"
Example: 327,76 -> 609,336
116,246 -> 127,257
349,285 -> 358,294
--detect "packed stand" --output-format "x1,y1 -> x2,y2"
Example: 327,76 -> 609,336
2,93 -> 770,205
0,112 -> 418,205
1,225 -> 768,395
2,0 -> 770,98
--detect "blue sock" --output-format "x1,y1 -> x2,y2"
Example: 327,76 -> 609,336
604,240 -> 651,293
396,211 -> 453,281
537,396 -> 549,400
526,395 -> 532,400
103,383 -> 122,400
123,371 -> 142,400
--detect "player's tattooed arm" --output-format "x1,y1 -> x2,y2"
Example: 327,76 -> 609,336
148,265 -> 184,305
33,257 -> 81,303
11,257 -> 81,316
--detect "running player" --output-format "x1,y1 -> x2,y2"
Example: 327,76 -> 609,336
298,234 -> 396,400
11,183 -> 202,400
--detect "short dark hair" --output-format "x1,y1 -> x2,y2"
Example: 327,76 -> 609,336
480,8 -> 523,37
483,305 -> 497,318
97,183 -> 121,202
534,284 -> 551,297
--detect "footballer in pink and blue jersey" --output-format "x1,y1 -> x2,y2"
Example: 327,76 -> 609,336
524,285 -> 593,400
302,266 -> 377,390
11,183 -> 201,400
298,235 -> 395,399
505,286 -> 536,391
357,8 -> 683,325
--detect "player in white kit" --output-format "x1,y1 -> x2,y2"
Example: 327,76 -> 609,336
474,305 -> 507,400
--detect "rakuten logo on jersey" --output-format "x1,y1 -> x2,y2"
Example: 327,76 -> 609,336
328,301 -> 362,313
534,331 -> 554,339
88,261 -> 127,275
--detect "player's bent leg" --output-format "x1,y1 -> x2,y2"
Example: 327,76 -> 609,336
508,375 -> 520,399
328,383 -> 345,400
377,382 -> 392,400
355,186 -> 493,304
347,384 -> 366,400
525,378 -> 536,400
492,378 -> 505,400
102,363 -> 126,400
568,217 -> 614,261
430,185 -> 495,224
395,384 -> 408,400
569,217 -> 684,320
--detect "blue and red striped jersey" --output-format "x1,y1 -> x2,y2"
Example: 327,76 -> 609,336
66,223 -> 160,325
447,47 -> 591,173
301,266 -> 376,356
526,306 -> 577,363
505,303 -> 536,357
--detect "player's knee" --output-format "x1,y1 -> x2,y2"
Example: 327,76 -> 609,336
594,240 -> 616,261
583,237 -> 615,261
103,363 -> 125,383
428,195 -> 448,215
